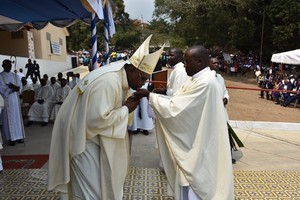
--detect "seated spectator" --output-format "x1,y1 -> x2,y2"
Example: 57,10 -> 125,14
27,79 -> 54,127
20,77 -> 34,96
57,72 -> 63,85
50,77 -> 60,95
67,72 -> 80,89
31,77 -> 40,91
50,78 -> 71,121
281,78 -> 294,103
43,74 -> 50,85
272,79 -> 284,104
283,80 -> 300,107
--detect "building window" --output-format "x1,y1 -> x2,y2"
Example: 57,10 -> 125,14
11,31 -> 24,39
59,38 -> 63,45
46,32 -> 51,41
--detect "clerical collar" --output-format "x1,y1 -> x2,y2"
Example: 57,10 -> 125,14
192,67 -> 210,80
172,62 -> 184,69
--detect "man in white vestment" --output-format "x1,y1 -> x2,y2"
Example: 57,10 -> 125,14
209,56 -> 241,164
20,77 -> 34,95
50,77 -> 60,95
50,78 -> 71,121
67,72 -> 80,89
0,60 -> 25,146
47,35 -> 165,200
31,77 -> 40,91
154,48 -> 189,96
27,79 -> 54,127
134,45 -> 234,200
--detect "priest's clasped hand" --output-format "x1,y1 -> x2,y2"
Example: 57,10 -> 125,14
133,89 -> 150,99
124,96 -> 140,113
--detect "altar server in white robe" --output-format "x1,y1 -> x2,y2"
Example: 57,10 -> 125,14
0,59 -> 25,146
50,78 -> 71,121
134,45 -> 234,200
27,78 -> 54,126
47,35 -> 165,200
128,81 -> 154,135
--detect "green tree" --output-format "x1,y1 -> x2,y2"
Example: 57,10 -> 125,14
267,0 -> 300,52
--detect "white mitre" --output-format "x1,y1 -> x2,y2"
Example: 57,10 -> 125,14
129,34 -> 165,75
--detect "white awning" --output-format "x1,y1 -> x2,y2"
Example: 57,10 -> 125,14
271,49 -> 300,65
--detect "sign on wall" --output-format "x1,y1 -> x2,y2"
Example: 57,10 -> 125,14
50,41 -> 61,55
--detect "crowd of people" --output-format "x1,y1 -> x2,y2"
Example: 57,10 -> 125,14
256,69 -> 299,107
0,59 -> 81,145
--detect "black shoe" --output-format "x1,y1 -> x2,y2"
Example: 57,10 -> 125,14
132,130 -> 139,134
41,122 -> 48,127
26,121 -> 33,127
232,159 -> 236,164
8,140 -> 15,146
16,139 -> 24,143
143,130 -> 149,135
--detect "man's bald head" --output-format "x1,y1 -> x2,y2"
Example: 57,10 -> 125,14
183,45 -> 209,76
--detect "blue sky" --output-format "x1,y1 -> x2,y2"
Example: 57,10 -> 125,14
123,0 -> 155,22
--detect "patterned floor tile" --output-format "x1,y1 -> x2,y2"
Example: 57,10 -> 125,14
0,168 -> 299,199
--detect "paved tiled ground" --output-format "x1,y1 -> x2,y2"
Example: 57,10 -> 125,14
1,168 -> 300,199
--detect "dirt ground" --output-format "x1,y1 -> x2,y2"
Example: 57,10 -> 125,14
224,74 -> 300,123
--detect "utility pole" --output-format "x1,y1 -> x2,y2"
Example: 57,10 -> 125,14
259,8 -> 265,69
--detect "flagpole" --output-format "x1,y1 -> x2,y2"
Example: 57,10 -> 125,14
90,12 -> 98,71
103,4 -> 110,65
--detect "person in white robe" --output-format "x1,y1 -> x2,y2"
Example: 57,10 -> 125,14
50,78 -> 71,121
128,82 -> 154,135
47,35 -> 165,200
209,56 -> 243,164
0,94 -> 4,172
154,48 -> 189,96
50,77 -> 60,95
134,45 -> 234,200
27,79 -> 54,126
0,59 -> 25,146
153,48 -> 189,170
49,77 -> 61,111
20,77 -> 34,94
31,77 -> 40,91
67,72 -> 80,89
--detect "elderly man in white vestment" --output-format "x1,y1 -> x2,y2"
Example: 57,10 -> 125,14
27,79 -> 54,127
50,78 -> 71,121
0,60 -> 25,146
47,35 -> 165,200
134,45 -> 234,200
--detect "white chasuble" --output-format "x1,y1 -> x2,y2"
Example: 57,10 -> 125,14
149,67 -> 234,200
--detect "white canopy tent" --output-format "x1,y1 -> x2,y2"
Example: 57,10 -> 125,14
271,49 -> 300,65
